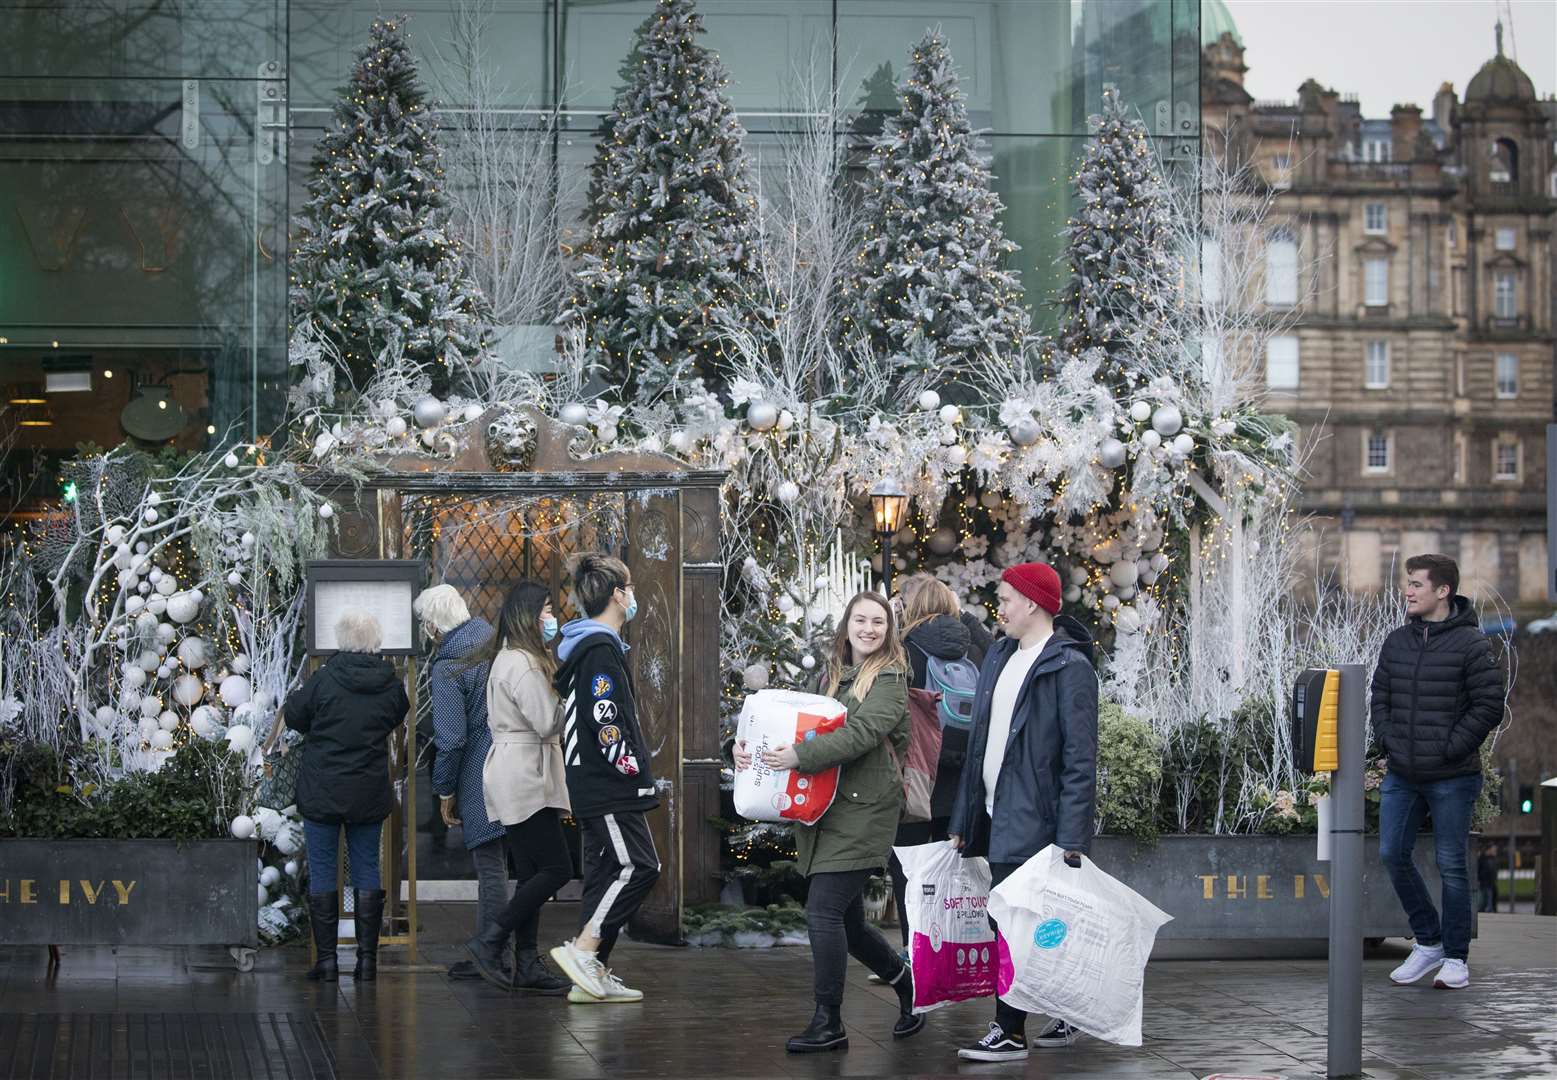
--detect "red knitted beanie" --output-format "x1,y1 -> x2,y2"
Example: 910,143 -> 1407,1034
1001,562 -> 1062,616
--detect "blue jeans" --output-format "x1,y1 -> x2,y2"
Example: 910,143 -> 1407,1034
1379,772 -> 1480,960
303,819 -> 383,894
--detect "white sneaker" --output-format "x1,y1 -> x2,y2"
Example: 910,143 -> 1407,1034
1389,942 -> 1445,985
549,939 -> 608,999
598,969 -> 645,1002
1433,958 -> 1470,989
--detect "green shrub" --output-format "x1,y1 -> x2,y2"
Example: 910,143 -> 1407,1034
1096,700 -> 1163,843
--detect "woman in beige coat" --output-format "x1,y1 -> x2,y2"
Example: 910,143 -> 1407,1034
461,580 -> 573,992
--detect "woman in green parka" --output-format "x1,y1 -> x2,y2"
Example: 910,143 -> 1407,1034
734,591 -> 923,1053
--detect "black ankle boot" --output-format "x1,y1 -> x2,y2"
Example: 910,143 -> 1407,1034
305,892 -> 338,982
785,1003 -> 848,1053
464,920 -> 513,990
889,963 -> 925,1039
353,889 -> 385,981
511,946 -> 570,995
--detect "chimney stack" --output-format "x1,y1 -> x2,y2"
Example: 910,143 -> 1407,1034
1391,104 -> 1423,161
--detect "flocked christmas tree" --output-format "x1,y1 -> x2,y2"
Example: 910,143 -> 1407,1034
1056,87 -> 1176,391
564,0 -> 773,404
841,30 -> 1029,395
291,17 -> 489,397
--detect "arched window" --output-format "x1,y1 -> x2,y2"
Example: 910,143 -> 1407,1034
1489,138 -> 1518,190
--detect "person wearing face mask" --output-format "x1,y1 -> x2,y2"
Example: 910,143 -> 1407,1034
459,580 -> 572,994
547,553 -> 661,1004
734,591 -> 922,1053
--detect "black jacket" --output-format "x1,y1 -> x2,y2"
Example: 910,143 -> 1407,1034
905,614 -> 976,820
285,652 -> 409,825
1369,596 -> 1503,784
948,616 -> 1098,863
554,627 -> 659,819
959,610 -> 994,667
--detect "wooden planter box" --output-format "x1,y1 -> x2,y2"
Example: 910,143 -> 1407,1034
1091,833 -> 1475,941
0,839 -> 258,950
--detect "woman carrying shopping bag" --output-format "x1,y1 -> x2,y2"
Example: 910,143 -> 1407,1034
734,591 -> 924,1052
460,581 -> 572,994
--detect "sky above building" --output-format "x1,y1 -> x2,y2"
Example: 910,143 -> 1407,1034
1226,0 -> 1556,117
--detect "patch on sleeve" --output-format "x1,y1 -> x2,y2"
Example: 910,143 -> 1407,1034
593,699 -> 619,725
597,724 -> 623,747
590,673 -> 615,699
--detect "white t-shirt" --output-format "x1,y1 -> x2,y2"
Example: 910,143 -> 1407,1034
983,635 -> 1050,814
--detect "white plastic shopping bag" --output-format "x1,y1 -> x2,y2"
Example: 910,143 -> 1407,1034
733,689 -> 847,825
893,841 -> 997,1012
989,844 -> 1172,1047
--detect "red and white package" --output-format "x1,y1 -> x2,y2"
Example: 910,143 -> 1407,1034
734,689 -> 847,825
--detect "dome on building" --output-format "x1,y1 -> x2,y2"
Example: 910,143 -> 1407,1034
1466,39 -> 1536,103
1201,0 -> 1242,47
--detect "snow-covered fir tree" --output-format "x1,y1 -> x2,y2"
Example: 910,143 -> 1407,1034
564,0 -> 773,405
1056,87 -> 1176,391
840,29 -> 1029,395
290,16 -> 489,397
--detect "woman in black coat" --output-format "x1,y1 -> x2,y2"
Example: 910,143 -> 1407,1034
285,610 -> 408,982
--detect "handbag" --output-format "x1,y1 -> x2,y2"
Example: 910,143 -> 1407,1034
886,689 -> 944,823
258,741 -> 302,810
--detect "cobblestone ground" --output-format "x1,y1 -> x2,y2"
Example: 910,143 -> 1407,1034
2,908 -> 1552,1079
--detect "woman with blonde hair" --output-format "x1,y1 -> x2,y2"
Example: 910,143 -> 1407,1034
735,591 -> 923,1051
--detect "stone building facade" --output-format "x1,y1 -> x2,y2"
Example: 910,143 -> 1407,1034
1203,27 -> 1555,615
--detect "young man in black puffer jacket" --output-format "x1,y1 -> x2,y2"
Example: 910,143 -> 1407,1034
1370,553 -> 1504,991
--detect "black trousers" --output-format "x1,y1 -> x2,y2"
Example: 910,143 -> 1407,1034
887,817 -> 950,947
806,868 -> 905,1008
493,808 -> 573,947
578,811 -> 660,965
989,861 -> 1029,1036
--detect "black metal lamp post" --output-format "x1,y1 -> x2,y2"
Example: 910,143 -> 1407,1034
870,478 -> 909,597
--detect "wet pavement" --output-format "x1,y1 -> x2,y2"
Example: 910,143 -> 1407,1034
1,907 -> 1552,1079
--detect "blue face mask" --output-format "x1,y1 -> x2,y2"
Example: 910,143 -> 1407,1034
622,589 -> 638,623
540,616 -> 559,643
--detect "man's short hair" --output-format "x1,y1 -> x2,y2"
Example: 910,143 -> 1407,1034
1405,553 -> 1459,596
567,552 -> 630,618
336,610 -> 384,654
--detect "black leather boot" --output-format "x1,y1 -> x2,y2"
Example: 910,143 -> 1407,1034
889,963 -> 925,1039
305,892 -> 338,982
785,1003 -> 848,1053
352,889 -> 385,981
511,946 -> 570,995
464,920 -> 513,990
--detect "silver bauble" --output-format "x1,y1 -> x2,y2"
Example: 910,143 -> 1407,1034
413,396 -> 447,429
746,401 -> 779,432
559,402 -> 590,427
1151,404 -> 1184,437
1008,417 -> 1042,447
928,527 -> 959,556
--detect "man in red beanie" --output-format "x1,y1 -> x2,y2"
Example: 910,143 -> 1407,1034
948,562 -> 1099,1061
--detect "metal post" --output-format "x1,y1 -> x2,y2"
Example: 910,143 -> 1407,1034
1507,757 -> 1518,914
1328,663 -> 1366,1079
879,531 -> 894,597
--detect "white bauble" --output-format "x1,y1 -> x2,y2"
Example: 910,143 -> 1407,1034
149,567 -> 163,583
741,663 -> 770,692
225,723 -> 254,752
122,666 -> 147,689
420,431 -> 437,448
147,492 -> 163,508
240,531 -> 255,548
148,598 -> 169,618
254,691 -> 274,712
219,675 -> 252,707
1129,401 -> 1152,423
1008,417 -> 1042,447
1212,418 -> 1237,438
1068,566 -> 1089,586
126,595 -> 145,615
223,452 -> 240,469
158,710 -> 179,731
166,592 -> 200,624
801,654 -> 817,671
136,611 -> 159,635
230,654 -> 250,675
284,860 -> 299,878
413,396 -> 446,429
1140,430 -> 1162,451
1151,404 -> 1184,437
135,541 -> 149,555
1170,433 -> 1195,457
121,572 -> 139,592
776,409 -> 795,431
259,866 -> 281,889
156,664 -> 173,679
939,427 -> 959,446
945,444 -> 968,467
775,481 -> 800,505
776,594 -> 795,613
138,717 -> 159,740
254,807 -> 282,840
1116,585 -> 1137,601
318,503 -> 334,520
746,401 -> 779,432
1109,561 -> 1140,589
190,706 -> 218,737
139,696 -> 162,718
917,389 -> 942,412
273,824 -> 301,855
1099,438 -> 1128,469
938,403 -> 961,427
1141,570 -> 1160,586
462,403 -> 483,423
559,402 -> 590,427
151,730 -> 175,751
1102,594 -> 1121,611
106,525 -> 126,545
1115,605 -> 1143,634
596,423 -> 618,444
155,576 -> 177,598
95,705 -> 118,726
1063,585 -> 1082,603
1150,552 -> 1170,573
120,692 -> 143,714
172,674 -> 204,707
668,430 -> 692,454
384,416 -> 408,440
227,571 -> 242,587
137,581 -> 152,595
928,527 -> 959,556
177,638 -> 208,669
137,649 -> 161,673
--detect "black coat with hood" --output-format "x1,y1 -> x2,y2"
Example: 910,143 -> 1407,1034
905,613 -> 977,820
554,623 -> 659,819
948,616 -> 1099,865
285,652 -> 409,825
1369,595 -> 1504,784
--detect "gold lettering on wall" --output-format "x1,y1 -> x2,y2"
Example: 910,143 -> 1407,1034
0,880 -> 8,902
1295,874 -> 1306,899
1199,874 -> 1217,900
1257,875 -> 1273,900
1313,874 -> 1330,899
80,881 -> 105,905
21,880 -> 37,904
1226,875 -> 1248,900
59,880 -> 71,904
112,880 -> 137,904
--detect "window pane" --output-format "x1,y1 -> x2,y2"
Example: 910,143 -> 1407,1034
1495,227 -> 1516,251
1266,335 -> 1299,388
1496,353 -> 1518,397
988,135 -> 1084,335
1266,235 -> 1298,305
1365,258 -> 1388,306
1365,341 -> 1388,386
1365,203 -> 1385,232
1495,443 -> 1518,478
1494,273 -> 1516,317
1366,433 -> 1389,471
